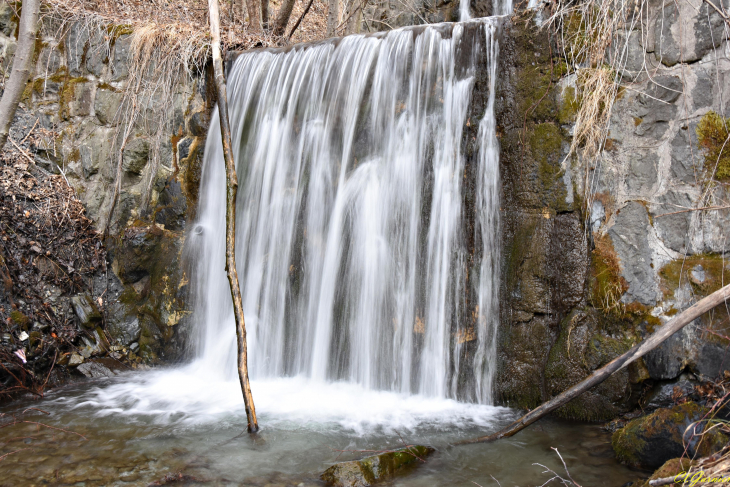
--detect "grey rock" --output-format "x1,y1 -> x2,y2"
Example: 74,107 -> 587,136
68,352 -> 84,366
690,265 -> 706,284
65,22 -> 89,76
670,127 -> 700,184
71,294 -> 102,329
94,88 -> 123,125
67,82 -> 93,118
36,46 -> 62,76
76,358 -> 125,378
79,144 -> 96,178
645,323 -> 691,379
188,110 -> 209,136
106,300 -> 141,346
591,199 -> 605,233
693,69 -> 714,110
642,376 -> 697,410
177,137 -> 193,161
655,1 -> 728,66
110,34 -> 131,81
122,137 -> 150,174
633,76 -> 680,138
154,177 -> 187,231
626,150 -> 658,195
609,202 -> 659,305
85,31 -> 108,77
693,0 -> 728,63
549,212 -> 587,313
696,341 -> 730,379
617,30 -> 646,81
321,446 -> 434,487
653,190 -> 693,253
0,2 -> 17,37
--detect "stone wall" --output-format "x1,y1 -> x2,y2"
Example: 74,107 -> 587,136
0,2 -> 213,366
494,2 -> 730,419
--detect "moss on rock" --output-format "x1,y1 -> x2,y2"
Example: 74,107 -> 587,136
696,110 -> 730,180
612,402 -> 727,468
321,446 -> 434,487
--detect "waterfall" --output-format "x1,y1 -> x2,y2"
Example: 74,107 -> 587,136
191,19 -> 501,406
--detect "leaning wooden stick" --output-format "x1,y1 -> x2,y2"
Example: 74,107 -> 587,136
458,283 -> 730,445
207,0 -> 259,433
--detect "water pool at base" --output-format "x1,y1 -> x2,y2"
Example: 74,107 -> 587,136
0,370 -> 643,486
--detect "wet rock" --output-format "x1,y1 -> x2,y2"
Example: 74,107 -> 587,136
94,88 -> 123,125
71,294 -> 102,329
630,457 -> 695,487
642,376 -> 698,410
188,110 -> 209,137
154,177 -> 187,231
644,323 -> 695,380
321,446 -> 434,487
106,300 -> 141,346
76,358 -> 125,378
612,402 -> 727,468
122,137 -> 150,175
68,352 -> 84,366
544,310 -> 633,420
608,202 -> 659,306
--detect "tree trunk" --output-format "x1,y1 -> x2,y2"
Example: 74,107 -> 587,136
272,0 -> 297,36
287,0 -> 315,39
261,0 -> 269,30
457,283 -> 730,445
0,0 -> 41,150
246,0 -> 262,31
326,0 -> 339,36
207,0 -> 260,434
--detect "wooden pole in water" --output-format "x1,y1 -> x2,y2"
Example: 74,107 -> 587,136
457,283 -> 730,445
207,0 -> 259,433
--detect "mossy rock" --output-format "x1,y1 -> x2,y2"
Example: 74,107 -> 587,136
612,402 -> 728,469
321,446 -> 434,487
696,110 -> 730,180
544,309 -> 635,421
631,457 -> 695,487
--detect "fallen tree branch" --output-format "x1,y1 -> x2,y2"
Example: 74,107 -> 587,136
208,0 -> 259,434
457,283 -> 730,444
287,0 -> 315,40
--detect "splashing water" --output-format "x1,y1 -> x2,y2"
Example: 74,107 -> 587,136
69,19 -> 503,429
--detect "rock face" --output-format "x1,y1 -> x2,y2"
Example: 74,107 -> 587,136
612,402 -> 727,468
492,3 -> 730,420
0,10 -> 209,365
321,446 -> 435,487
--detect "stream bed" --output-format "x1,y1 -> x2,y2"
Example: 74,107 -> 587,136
0,368 -> 644,486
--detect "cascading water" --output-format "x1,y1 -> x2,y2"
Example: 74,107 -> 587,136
64,18 -> 507,434
192,18 -> 501,405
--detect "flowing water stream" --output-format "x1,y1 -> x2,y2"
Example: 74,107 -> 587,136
0,16 -> 643,487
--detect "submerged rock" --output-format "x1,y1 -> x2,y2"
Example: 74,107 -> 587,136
612,402 -> 727,468
321,445 -> 434,487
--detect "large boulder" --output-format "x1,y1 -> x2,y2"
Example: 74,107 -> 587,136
321,446 -> 434,487
612,402 -> 727,468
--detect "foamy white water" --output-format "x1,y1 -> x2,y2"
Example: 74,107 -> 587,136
68,19 -> 504,429
64,366 -> 508,434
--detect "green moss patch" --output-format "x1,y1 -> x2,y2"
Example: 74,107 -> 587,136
697,110 -> 730,180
